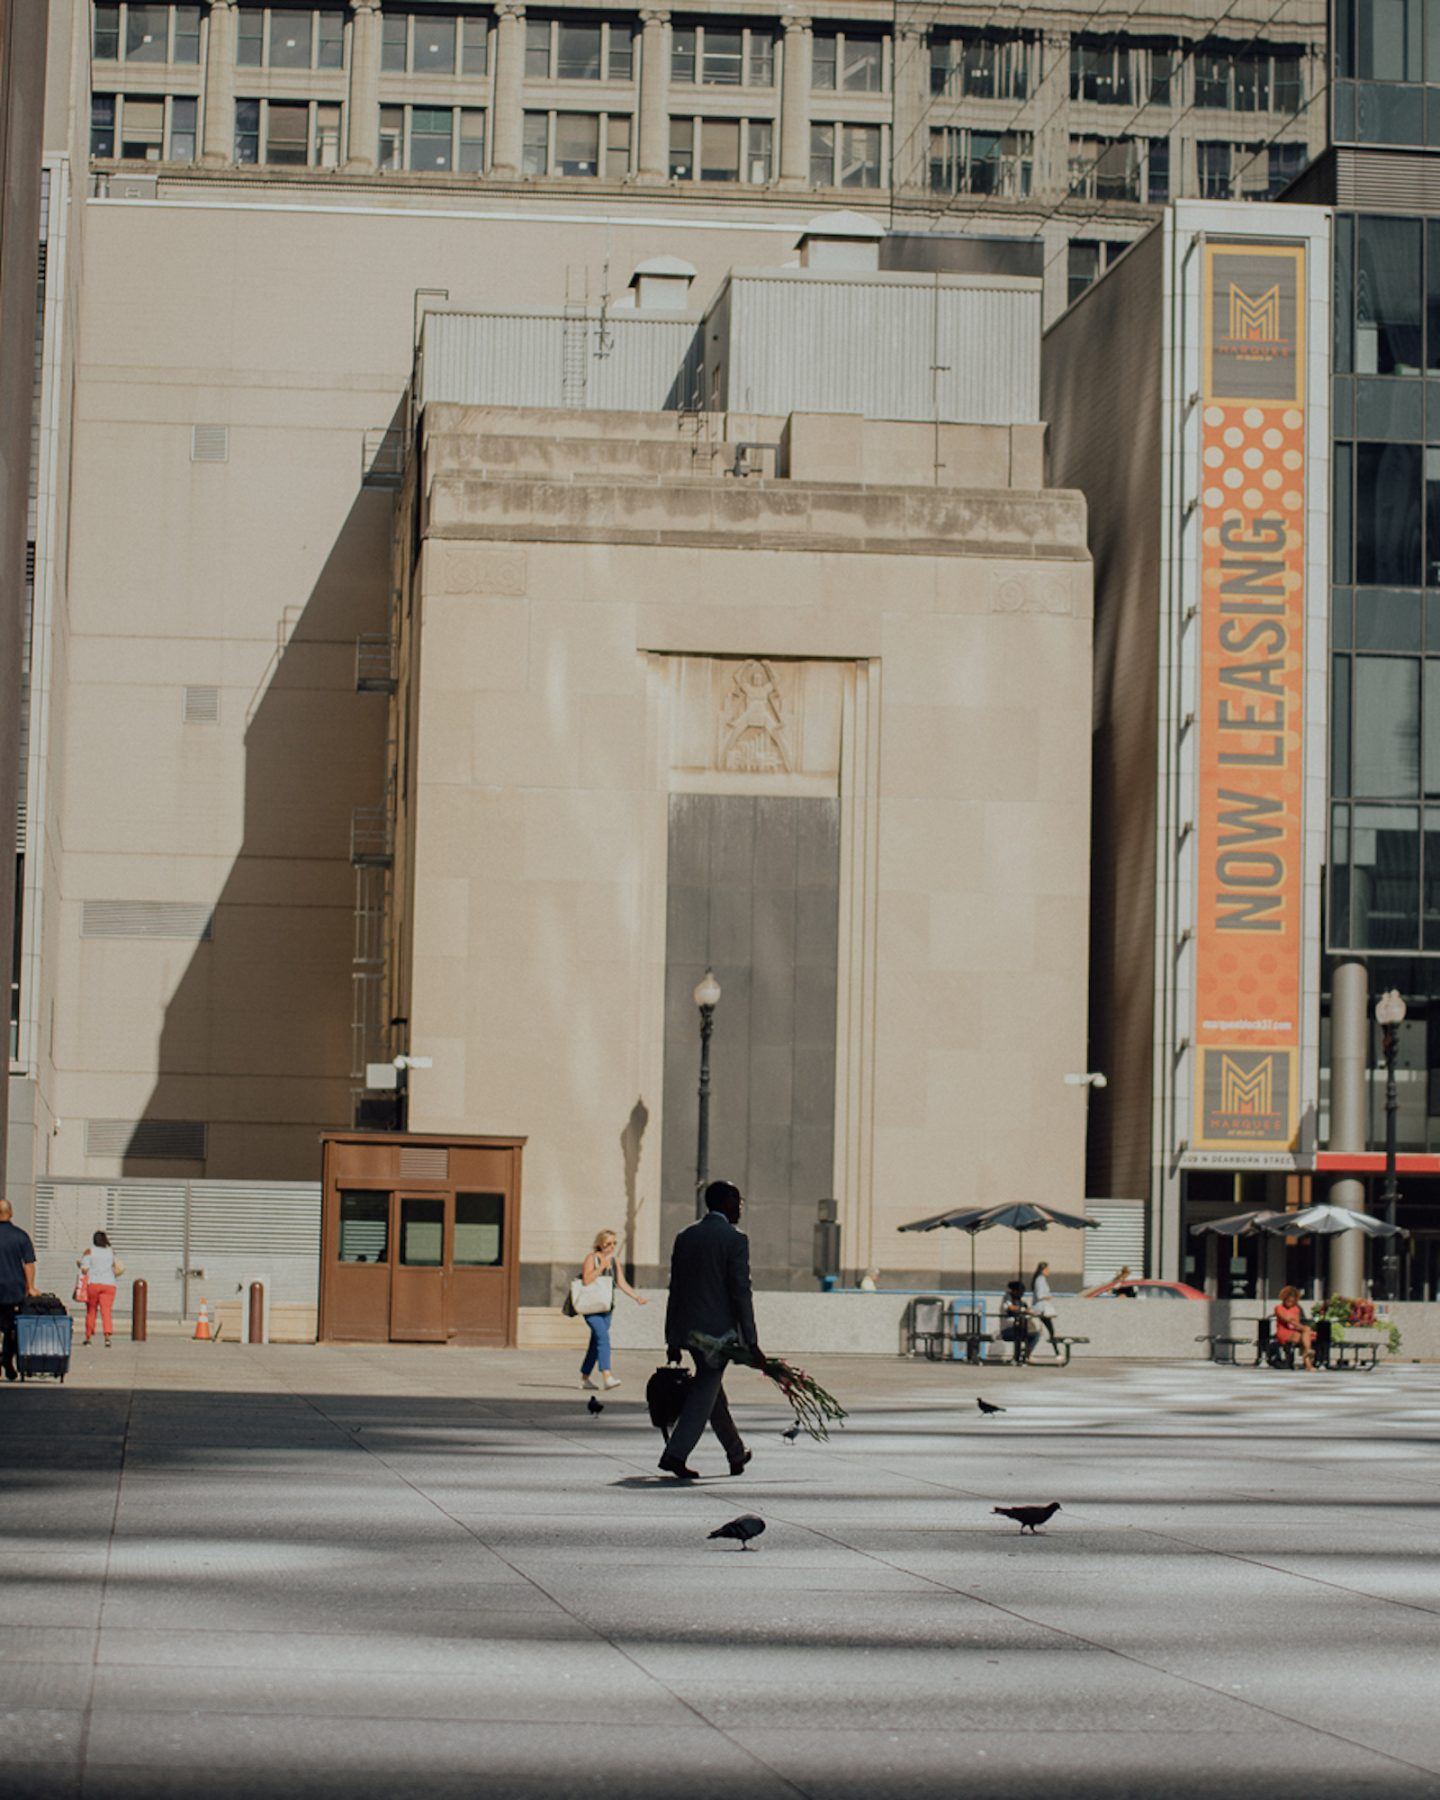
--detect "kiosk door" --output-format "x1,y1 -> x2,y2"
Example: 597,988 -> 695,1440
390,1193 -> 450,1341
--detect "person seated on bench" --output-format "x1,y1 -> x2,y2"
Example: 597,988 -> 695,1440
1000,1281 -> 1042,1365
1273,1286 -> 1317,1372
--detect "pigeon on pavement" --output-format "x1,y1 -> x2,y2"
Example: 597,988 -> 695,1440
709,1515 -> 767,1549
992,1502 -> 1061,1534
976,1398 -> 1006,1416
587,1395 -> 604,1415
781,1424 -> 801,1442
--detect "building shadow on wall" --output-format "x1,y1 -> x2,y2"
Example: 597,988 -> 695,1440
621,1097 -> 649,1281
121,483 -> 392,1181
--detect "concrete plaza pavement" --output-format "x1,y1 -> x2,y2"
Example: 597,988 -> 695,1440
2,1341 -> 1439,1798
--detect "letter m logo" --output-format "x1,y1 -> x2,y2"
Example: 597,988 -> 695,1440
1228,283 -> 1280,341
1221,1054 -> 1272,1114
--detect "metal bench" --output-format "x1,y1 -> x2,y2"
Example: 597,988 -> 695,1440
1328,1332 -> 1386,1371
1197,1333 -> 1259,1366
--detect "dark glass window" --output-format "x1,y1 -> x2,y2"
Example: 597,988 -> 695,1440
1355,441 -> 1422,585
1335,441 -> 1354,580
557,22 -> 601,78
1352,803 -> 1420,946
1353,656 -> 1420,793
1333,655 -> 1352,795
1355,0 -> 1422,79
94,4 -> 120,59
399,1197 -> 445,1266
91,93 -> 117,158
1071,37 -> 1133,104
411,106 -> 453,170
454,1193 -> 504,1266
382,13 -> 408,69
702,28 -> 742,84
1425,662 -> 1440,794
1429,449 -> 1440,585
1356,217 -> 1423,374
1148,136 -> 1170,202
338,1191 -> 389,1263
414,10 -> 456,73
1424,809 -> 1440,946
234,96 -> 260,161
1068,240 -> 1102,307
126,4 -> 169,61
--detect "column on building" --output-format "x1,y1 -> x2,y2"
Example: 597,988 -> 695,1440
345,0 -> 382,171
777,15 -> 811,187
887,18 -> 928,194
636,7 -> 671,182
490,0 -> 527,176
1032,29 -> 1071,199
1328,958 -> 1370,1294
200,0 -> 238,166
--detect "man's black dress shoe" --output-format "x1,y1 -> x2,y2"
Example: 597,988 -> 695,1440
728,1449 -> 752,1476
658,1456 -> 700,1480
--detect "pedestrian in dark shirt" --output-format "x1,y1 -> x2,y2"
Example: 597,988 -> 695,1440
0,1198 -> 39,1382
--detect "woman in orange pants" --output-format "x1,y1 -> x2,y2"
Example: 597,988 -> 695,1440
78,1230 -> 121,1346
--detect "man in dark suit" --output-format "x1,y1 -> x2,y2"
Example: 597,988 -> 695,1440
660,1180 -> 763,1480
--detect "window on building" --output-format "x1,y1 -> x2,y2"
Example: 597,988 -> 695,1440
338,1191 -> 389,1263
95,3 -> 202,63
812,30 -> 886,91
265,100 -> 310,163
523,109 -> 549,173
458,108 -> 485,171
453,1193 -> 504,1266
839,122 -> 881,187
1356,441 -> 1424,584
931,31 -> 1033,100
380,104 -> 403,168
808,121 -> 832,185
1341,0 -> 1423,80
1356,217 -> 1424,373
236,6 -> 346,70
1197,140 -> 1232,197
235,96 -> 262,161
746,118 -> 772,182
1070,36 -> 1134,105
1149,44 -> 1176,104
699,116 -> 739,179
382,8 -> 487,74
607,114 -> 631,175
94,5 -> 121,59
410,105 -> 454,169
382,12 -> 408,69
1195,44 -> 1304,112
608,25 -> 635,79
555,111 -> 600,174
671,22 -> 775,87
169,94 -> 197,160
1069,136 -> 1143,202
91,93 -> 117,158
1065,241 -> 1101,307
413,11 -> 457,72
557,21 -> 602,78
1268,140 -> 1307,193
119,95 -> 164,157
464,16 -> 489,74
669,116 -> 693,178
1147,135 -> 1169,202
929,126 -> 1032,198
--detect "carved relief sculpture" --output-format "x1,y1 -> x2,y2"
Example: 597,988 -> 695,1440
718,659 -> 796,773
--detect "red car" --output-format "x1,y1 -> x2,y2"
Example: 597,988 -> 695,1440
1081,1278 -> 1208,1301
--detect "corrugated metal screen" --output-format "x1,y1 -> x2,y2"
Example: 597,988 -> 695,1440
81,901 -> 213,940
84,1119 -> 208,1159
1083,1201 -> 1148,1284
421,309 -> 703,412
719,272 -> 1039,425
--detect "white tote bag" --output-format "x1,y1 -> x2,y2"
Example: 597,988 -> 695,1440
569,1273 -> 614,1317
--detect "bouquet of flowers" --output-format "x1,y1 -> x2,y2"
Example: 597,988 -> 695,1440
690,1332 -> 848,1441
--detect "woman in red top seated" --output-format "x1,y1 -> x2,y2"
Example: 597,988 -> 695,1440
1273,1285 -> 1316,1371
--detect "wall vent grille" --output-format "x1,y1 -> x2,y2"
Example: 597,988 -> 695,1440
82,900 -> 214,940
1082,1202 -> 1149,1285
183,684 -> 220,723
85,1119 -> 208,1161
398,1146 -> 448,1180
190,424 -> 229,463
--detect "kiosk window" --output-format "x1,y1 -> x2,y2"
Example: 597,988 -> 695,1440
454,1192 -> 504,1266
399,1197 -> 445,1266
338,1191 -> 389,1263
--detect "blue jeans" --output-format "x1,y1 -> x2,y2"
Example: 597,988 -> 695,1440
580,1310 -> 612,1376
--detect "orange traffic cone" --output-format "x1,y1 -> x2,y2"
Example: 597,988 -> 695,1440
192,1299 -> 212,1342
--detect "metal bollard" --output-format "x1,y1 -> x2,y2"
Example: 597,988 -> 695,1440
131,1279 -> 148,1342
247,1282 -> 265,1345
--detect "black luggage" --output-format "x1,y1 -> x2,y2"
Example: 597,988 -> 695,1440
16,1296 -> 73,1381
645,1364 -> 693,1442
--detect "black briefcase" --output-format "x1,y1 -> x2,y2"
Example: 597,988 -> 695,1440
645,1365 -> 693,1441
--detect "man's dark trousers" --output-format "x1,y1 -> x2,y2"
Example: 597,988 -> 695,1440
667,1350 -> 745,1468
0,1302 -> 20,1378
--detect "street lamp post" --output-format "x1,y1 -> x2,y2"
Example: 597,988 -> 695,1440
1375,989 -> 1406,1299
693,968 -> 721,1218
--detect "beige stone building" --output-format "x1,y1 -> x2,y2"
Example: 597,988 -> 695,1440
390,400 -> 1093,1293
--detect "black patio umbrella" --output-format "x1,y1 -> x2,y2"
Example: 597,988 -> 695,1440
899,1202 -> 1100,1315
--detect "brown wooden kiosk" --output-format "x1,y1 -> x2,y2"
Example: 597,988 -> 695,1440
318,1133 -> 524,1346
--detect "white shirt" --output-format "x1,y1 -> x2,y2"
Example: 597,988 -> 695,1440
83,1245 -> 117,1284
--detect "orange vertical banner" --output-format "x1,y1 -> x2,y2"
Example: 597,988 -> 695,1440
1193,242 -> 1306,1152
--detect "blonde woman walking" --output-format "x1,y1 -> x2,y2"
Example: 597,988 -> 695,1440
578,1229 -> 646,1391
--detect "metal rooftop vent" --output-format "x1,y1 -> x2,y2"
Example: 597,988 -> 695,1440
190,424 -> 229,463
183,685 -> 220,723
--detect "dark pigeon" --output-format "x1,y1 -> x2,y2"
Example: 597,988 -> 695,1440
781,1424 -> 801,1442
709,1514 -> 766,1549
992,1502 -> 1061,1535
976,1398 -> 1006,1416
587,1395 -> 604,1415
